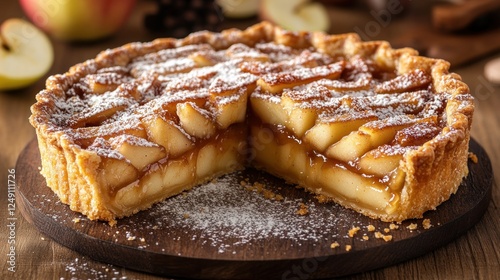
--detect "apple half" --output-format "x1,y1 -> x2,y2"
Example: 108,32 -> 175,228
0,19 -> 53,91
260,0 -> 331,32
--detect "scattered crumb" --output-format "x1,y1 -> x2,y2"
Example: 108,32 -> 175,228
140,238 -> 145,242
382,235 -> 393,242
345,245 -> 352,251
367,224 -> 376,232
315,194 -> 329,203
72,218 -> 81,223
383,228 -> 390,233
243,181 -> 284,201
41,237 -> 45,241
389,223 -> 399,230
330,241 -> 340,249
407,223 -> 418,231
127,236 -> 136,241
362,235 -> 369,241
422,219 -> 432,229
183,213 -> 190,219
468,152 -> 478,163
348,226 -> 361,237
296,203 -> 309,216
374,231 -> 392,242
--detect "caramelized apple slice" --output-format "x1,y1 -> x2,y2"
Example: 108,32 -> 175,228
196,144 -> 218,178
141,114 -> 194,157
318,164 -> 392,211
210,89 -> 248,129
325,131 -> 372,163
304,111 -> 378,152
109,135 -> 167,170
357,145 -> 408,177
250,91 -> 288,126
281,95 -> 318,138
326,116 -> 415,162
177,102 -> 217,139
96,155 -> 139,194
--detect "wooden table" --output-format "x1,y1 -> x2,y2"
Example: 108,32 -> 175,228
1,1 -> 498,279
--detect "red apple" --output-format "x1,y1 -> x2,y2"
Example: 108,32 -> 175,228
19,0 -> 136,41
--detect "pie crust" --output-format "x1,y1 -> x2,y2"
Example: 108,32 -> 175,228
30,22 -> 474,224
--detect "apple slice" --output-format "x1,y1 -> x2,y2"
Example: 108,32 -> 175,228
260,0 -> 331,32
217,0 -> 260,18
0,18 -> 53,90
177,101 -> 217,139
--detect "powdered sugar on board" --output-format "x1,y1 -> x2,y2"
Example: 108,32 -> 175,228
113,169 -> 362,257
151,174 -> 340,253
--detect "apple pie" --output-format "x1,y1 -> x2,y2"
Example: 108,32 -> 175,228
30,22 -> 473,224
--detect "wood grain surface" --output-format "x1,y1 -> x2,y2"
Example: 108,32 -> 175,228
1,1 -> 499,279
15,138 -> 492,279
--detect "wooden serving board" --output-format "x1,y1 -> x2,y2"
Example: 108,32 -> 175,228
16,138 -> 492,279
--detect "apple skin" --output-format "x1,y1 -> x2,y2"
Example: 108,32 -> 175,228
19,0 -> 137,41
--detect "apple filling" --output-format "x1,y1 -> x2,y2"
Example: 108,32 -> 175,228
30,22 -> 473,223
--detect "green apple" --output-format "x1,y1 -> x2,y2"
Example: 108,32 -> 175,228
19,0 -> 136,41
0,18 -> 53,91
259,0 -> 331,32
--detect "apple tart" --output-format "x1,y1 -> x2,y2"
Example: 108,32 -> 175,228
30,22 -> 474,224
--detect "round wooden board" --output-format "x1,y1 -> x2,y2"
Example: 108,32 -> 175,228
16,138 -> 492,279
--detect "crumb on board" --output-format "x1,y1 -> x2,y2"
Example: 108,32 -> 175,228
315,194 -> 329,203
362,235 -> 369,241
407,223 -> 418,231
468,152 -> 478,163
345,245 -> 352,251
348,226 -> 361,237
367,224 -> 376,232
296,203 -> 309,216
422,219 -> 432,229
242,180 -> 284,201
384,228 -> 390,233
330,241 -> 340,249
72,218 -> 81,223
374,231 -> 393,242
389,223 -> 399,230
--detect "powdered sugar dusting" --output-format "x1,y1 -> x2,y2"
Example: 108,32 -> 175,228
147,172 -> 344,253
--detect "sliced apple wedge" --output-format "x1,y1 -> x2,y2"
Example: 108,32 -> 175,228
96,155 -> 139,194
250,91 -> 288,126
357,145 -> 406,177
281,96 -> 318,138
0,18 -> 53,90
260,0 -> 331,32
326,130 -> 372,162
109,135 -> 166,171
177,102 -> 217,139
210,90 -> 248,129
141,114 -> 194,157
304,112 -> 378,152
